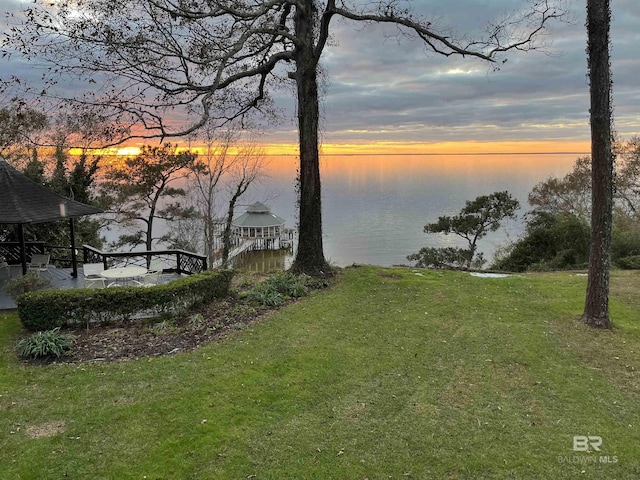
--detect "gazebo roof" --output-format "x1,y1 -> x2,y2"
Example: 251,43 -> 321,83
246,201 -> 271,213
232,202 -> 285,228
0,157 -> 102,224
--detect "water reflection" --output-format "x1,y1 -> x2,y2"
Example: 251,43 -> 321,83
257,153 -> 580,267
101,153 -> 581,268
232,247 -> 294,273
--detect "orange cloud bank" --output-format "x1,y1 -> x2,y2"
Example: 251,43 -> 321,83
72,140 -> 591,158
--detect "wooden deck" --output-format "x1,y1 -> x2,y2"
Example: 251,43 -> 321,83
0,265 -> 180,311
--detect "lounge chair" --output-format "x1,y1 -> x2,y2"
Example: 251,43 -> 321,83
27,254 -> 50,277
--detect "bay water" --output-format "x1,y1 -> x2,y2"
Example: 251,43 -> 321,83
237,153 -> 581,268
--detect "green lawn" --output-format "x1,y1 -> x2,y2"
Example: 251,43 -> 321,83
1,266 -> 639,479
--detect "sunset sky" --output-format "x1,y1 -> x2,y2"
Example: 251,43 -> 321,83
2,0 -> 639,155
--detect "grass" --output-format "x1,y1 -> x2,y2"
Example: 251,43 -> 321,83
0,266 -> 639,479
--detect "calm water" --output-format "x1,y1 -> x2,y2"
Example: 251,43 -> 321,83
237,153 -> 580,268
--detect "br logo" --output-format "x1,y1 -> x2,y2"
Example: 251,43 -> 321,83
573,436 -> 602,452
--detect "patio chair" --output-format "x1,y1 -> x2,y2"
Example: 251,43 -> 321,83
82,263 -> 107,288
0,257 -> 10,277
148,259 -> 165,273
83,277 -> 106,289
83,262 -> 105,278
27,254 -> 51,277
139,269 -> 162,287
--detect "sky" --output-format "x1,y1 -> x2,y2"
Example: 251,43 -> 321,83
1,0 -> 639,154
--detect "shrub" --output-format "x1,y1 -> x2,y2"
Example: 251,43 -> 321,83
612,218 -> 640,261
617,255 -> 640,270
17,269 -> 234,332
4,273 -> 51,301
407,247 -> 474,270
246,284 -> 284,306
267,272 -> 310,297
492,213 -> 590,272
245,271 -> 313,306
17,327 -> 73,359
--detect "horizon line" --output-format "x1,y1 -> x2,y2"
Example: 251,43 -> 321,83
317,151 -> 591,156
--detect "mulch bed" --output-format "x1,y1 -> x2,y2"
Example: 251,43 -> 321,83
16,271 -> 337,365
61,296 -> 269,364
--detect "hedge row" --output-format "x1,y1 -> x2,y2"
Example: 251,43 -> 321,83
17,270 -> 234,331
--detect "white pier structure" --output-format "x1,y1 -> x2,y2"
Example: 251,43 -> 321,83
212,202 -> 295,268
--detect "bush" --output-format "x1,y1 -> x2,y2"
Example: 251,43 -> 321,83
17,327 -> 73,359
612,218 -> 640,261
246,286 -> 284,306
492,213 -> 590,272
617,255 -> 640,269
245,272 -> 312,306
268,272 -> 310,297
17,270 -> 234,331
407,247 -> 474,269
4,273 -> 51,301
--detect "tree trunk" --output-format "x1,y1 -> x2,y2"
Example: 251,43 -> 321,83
581,0 -> 614,329
221,190 -> 242,268
290,0 -> 329,276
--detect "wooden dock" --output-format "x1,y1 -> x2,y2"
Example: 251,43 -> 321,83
210,239 -> 257,269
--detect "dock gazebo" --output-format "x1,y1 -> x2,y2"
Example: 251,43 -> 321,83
231,202 -> 287,249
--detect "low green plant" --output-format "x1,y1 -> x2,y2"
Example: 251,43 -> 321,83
150,319 -> 177,335
246,286 -> 283,307
234,274 -> 257,290
4,273 -> 51,301
16,327 -> 73,359
188,313 -> 205,327
244,271 -> 316,306
267,272 -> 298,294
288,280 -> 308,298
227,304 -> 257,317
265,272 -> 311,297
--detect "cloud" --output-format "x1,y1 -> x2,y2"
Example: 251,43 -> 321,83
2,0 -> 639,149
308,1 -> 639,146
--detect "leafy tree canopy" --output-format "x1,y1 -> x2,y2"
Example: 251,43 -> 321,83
410,191 -> 519,269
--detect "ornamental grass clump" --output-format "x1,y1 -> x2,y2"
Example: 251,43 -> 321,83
265,272 -> 310,298
245,272 -> 313,307
246,285 -> 284,307
17,327 -> 73,359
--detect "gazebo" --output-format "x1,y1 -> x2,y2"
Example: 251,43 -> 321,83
232,202 -> 286,242
0,157 -> 103,276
